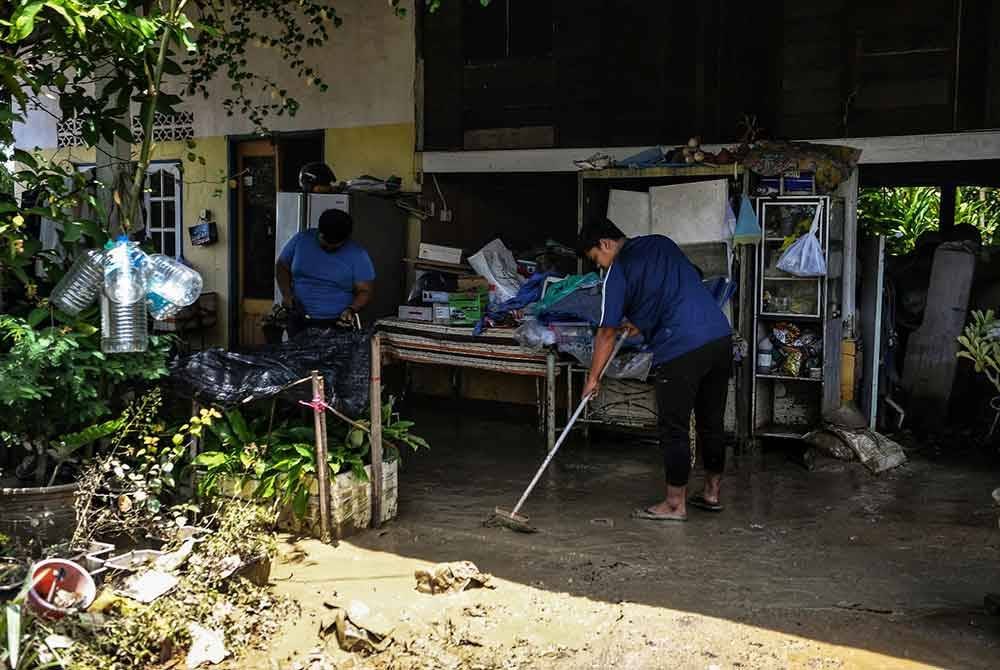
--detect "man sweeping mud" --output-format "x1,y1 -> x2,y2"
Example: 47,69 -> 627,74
579,219 -> 732,522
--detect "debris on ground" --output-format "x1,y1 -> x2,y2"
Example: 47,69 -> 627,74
321,600 -> 394,654
415,561 -> 495,595
117,569 -> 179,604
804,426 -> 907,473
186,623 -> 229,669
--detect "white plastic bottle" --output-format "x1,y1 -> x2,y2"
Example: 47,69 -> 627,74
757,336 -> 774,373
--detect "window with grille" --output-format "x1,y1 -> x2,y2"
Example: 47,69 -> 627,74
144,163 -> 182,257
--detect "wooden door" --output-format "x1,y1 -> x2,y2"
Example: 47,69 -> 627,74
236,140 -> 278,347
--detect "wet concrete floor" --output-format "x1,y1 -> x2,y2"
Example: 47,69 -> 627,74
336,404 -> 1000,668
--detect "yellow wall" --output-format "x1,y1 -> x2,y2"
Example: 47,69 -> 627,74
324,123 -> 417,190
160,137 -> 230,345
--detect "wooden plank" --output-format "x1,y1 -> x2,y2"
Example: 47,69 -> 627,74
580,165 -> 743,180
369,335 -> 383,529
464,126 -> 556,150
311,371 -> 332,544
402,257 -> 473,274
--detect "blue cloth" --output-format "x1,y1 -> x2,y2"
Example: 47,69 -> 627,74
474,272 -> 560,335
278,230 -> 375,319
600,235 -> 731,365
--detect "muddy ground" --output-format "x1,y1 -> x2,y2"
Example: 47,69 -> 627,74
246,407 -> 1000,669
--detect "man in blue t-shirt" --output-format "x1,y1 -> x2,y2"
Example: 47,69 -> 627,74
276,208 -> 375,336
579,219 -> 732,523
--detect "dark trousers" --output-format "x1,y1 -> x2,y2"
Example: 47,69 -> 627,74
653,335 -> 732,487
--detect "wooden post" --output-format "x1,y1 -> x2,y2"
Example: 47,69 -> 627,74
311,370 -> 332,543
369,334 -> 384,529
546,350 -> 556,451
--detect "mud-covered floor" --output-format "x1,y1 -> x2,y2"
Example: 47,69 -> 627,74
254,405 -> 1000,669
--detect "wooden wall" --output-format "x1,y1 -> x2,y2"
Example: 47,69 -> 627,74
421,0 -> 1000,150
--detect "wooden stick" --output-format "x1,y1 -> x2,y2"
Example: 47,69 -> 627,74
369,334 -> 384,529
311,370 -> 332,543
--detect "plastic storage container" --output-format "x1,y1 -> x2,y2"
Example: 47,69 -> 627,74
50,249 -> 106,316
100,294 -> 148,353
103,238 -> 148,305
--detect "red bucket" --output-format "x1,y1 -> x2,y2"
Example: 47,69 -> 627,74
26,559 -> 97,620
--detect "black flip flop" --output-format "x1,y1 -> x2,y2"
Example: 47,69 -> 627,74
688,494 -> 724,512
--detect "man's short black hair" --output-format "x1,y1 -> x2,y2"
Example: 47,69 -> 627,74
577,218 -> 626,255
318,208 -> 353,244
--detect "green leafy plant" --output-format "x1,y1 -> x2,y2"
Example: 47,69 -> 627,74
194,399 -> 429,520
0,314 -> 171,486
957,309 -> 1000,395
859,186 -> 1000,255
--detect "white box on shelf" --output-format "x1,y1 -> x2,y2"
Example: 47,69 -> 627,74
398,305 -> 434,322
418,243 -> 463,265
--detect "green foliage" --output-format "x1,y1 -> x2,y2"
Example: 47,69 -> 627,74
0,314 -> 171,448
72,390 -> 197,547
194,400 -> 428,519
858,187 -> 941,255
957,309 -> 1000,396
859,186 -> 1000,255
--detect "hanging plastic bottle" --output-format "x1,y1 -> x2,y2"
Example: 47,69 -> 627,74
103,237 -> 149,305
146,254 -> 203,308
50,249 -> 106,316
100,294 -> 148,353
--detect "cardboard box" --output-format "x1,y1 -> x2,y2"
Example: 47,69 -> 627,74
447,291 -> 487,325
418,243 -> 463,265
456,276 -> 490,292
421,290 -> 451,304
397,305 -> 434,322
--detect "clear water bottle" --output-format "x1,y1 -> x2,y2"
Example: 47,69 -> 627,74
103,238 -> 148,305
50,249 -> 106,316
146,254 -> 203,309
100,294 -> 148,353
147,292 -> 184,321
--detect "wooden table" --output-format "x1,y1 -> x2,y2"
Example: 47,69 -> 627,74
366,318 -> 561,528
373,317 -> 561,446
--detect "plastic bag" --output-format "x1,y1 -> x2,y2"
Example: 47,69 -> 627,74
733,195 -> 762,245
775,202 -> 826,276
467,239 -> 524,305
169,327 -> 371,416
561,343 -> 654,380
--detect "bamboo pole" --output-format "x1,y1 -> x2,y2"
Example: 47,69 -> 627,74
369,334 -> 384,529
311,370 -> 332,543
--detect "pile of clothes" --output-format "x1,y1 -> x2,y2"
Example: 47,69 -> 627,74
464,239 -> 734,380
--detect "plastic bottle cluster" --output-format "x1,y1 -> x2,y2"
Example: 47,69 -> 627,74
50,237 -> 203,353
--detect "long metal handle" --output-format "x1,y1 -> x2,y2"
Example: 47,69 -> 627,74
510,331 -> 628,517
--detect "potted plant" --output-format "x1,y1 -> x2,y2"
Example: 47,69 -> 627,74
0,314 -> 171,546
193,397 -> 429,539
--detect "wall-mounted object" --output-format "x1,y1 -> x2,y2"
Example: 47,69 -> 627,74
188,222 -> 217,246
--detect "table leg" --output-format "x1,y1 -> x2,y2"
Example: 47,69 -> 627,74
535,378 -> 543,435
546,350 -> 556,451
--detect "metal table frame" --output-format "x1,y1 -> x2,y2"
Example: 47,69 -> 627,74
372,318 -> 563,450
